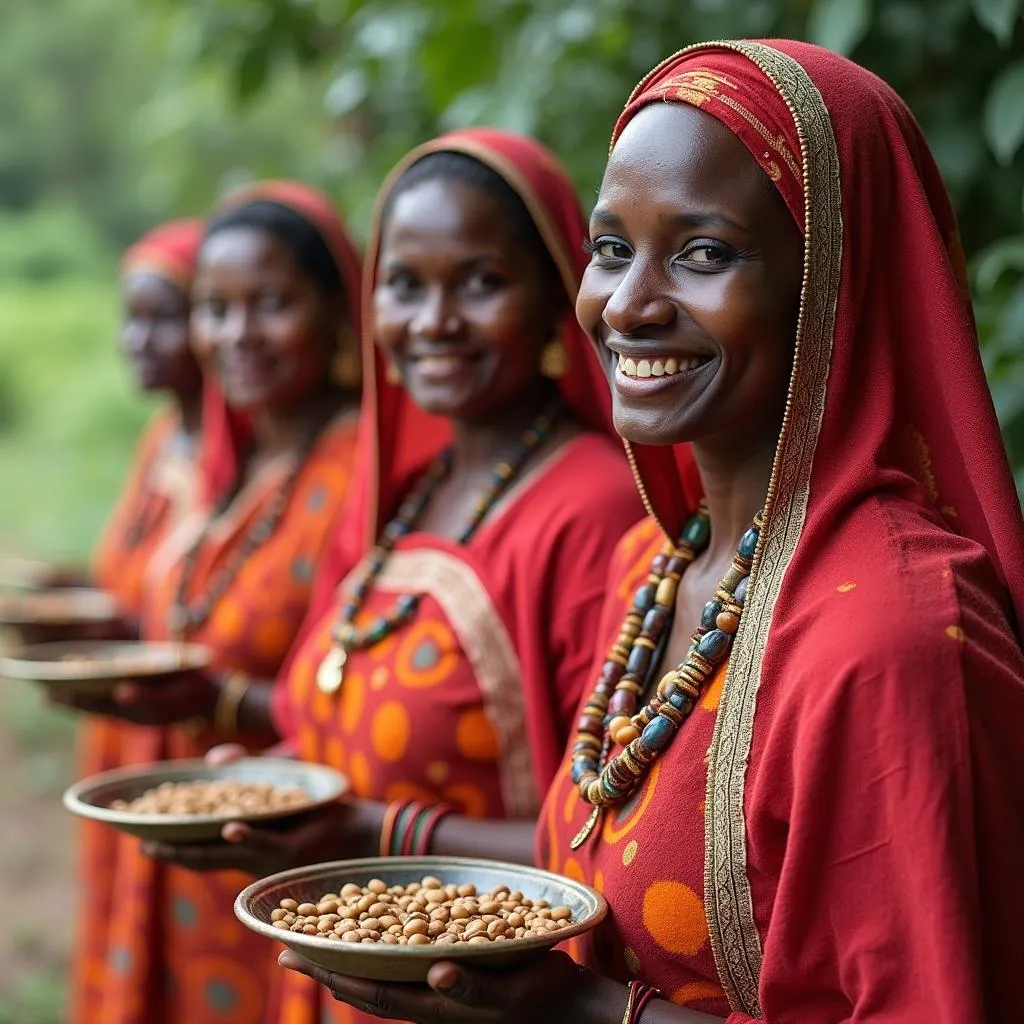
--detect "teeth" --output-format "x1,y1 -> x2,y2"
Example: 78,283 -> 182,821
618,353 -> 705,378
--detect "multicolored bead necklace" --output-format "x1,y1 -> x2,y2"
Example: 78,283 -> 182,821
167,421 -> 325,639
316,397 -> 563,694
569,506 -> 762,848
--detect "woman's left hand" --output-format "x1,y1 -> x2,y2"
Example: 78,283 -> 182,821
277,949 -> 609,1024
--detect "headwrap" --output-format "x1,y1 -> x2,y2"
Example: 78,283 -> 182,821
195,181 -> 363,507
608,40 -> 1024,1016
311,128 -> 626,593
121,218 -> 204,291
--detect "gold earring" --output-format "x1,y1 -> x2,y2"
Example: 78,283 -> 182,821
331,328 -> 361,388
540,334 -> 569,379
384,361 -> 402,386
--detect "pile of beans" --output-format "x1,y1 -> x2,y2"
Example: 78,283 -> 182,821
110,779 -> 311,816
270,876 -> 575,946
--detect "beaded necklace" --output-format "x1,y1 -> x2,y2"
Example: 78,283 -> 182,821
166,419 -> 327,639
316,398 -> 564,695
569,506 -> 762,848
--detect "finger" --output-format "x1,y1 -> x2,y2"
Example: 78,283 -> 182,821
426,961 -> 488,1004
206,743 -> 247,766
219,822 -> 284,852
141,840 -> 249,872
278,952 -> 443,1020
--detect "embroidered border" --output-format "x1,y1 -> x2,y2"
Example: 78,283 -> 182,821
684,42 -> 843,1017
369,549 -> 539,817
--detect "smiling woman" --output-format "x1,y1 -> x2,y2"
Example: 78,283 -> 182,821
70,183 -> 366,1024
280,39 -> 1024,1024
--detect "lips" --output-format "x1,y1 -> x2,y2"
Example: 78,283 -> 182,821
616,354 -> 709,379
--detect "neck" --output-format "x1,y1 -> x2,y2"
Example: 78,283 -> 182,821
174,389 -> 203,441
249,382 -> 342,462
692,432 -> 777,563
448,382 -> 553,474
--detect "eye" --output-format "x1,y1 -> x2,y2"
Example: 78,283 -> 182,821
385,271 -> 420,298
585,237 -> 632,264
199,297 -> 227,318
678,239 -> 735,268
257,291 -> 288,313
463,271 -> 504,297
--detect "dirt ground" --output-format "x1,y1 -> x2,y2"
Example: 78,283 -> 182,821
0,666 -> 77,1023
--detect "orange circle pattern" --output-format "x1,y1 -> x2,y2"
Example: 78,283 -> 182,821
394,620 -> 460,688
454,707 -> 500,761
642,881 -> 708,956
370,700 -> 411,762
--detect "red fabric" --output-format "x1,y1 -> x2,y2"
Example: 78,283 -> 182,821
541,40 -> 1024,1024
272,127 -> 633,735
197,181 -> 364,506
271,129 -> 646,1024
121,219 -> 204,292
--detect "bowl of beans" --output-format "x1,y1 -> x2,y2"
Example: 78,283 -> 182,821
63,758 -> 347,842
235,857 -> 608,981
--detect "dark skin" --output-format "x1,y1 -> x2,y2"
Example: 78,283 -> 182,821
144,176 -> 578,873
27,271 -> 202,646
69,227 -> 353,734
280,104 -> 804,1022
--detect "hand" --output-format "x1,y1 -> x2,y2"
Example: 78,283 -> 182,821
277,949 -> 608,1024
49,670 -> 218,725
142,796 -> 384,877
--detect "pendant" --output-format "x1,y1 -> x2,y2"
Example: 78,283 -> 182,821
569,806 -> 601,849
316,647 -> 347,694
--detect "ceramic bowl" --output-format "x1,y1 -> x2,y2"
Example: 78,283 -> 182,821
235,856 -> 607,982
63,757 -> 348,842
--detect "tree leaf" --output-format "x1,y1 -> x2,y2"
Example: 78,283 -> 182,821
983,60 -> 1024,164
806,0 -> 871,55
970,0 -> 1021,45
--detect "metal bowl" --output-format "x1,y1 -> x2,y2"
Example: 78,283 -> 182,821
1,639 -> 211,696
63,758 -> 348,842
0,587 -> 120,626
235,856 -> 607,982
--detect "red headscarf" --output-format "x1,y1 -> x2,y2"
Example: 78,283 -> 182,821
121,218 -> 204,291
195,181 -> 363,506
308,128 -> 622,598
609,40 -> 1024,1016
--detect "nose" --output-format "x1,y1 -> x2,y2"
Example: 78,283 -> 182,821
218,306 -> 259,349
598,259 -> 676,337
410,286 -> 460,339
122,319 -> 153,355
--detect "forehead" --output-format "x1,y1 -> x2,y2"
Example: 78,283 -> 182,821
196,226 -> 300,279
122,271 -> 186,309
380,178 -> 522,255
598,103 -> 769,219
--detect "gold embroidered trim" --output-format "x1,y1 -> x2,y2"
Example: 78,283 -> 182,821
662,42 -> 841,1017
367,549 -> 539,817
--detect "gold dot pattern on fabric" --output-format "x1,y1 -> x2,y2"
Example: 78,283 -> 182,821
623,840 -> 639,866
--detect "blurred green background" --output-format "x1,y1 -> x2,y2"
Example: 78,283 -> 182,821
0,0 -> 1022,1020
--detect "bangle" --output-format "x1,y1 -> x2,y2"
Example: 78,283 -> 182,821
410,803 -> 454,855
621,980 -> 661,1024
213,671 -> 250,735
379,799 -> 412,858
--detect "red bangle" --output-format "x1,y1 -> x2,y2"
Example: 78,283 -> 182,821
411,803 -> 454,855
379,799 -> 413,858
393,800 -> 426,856
622,980 -> 661,1024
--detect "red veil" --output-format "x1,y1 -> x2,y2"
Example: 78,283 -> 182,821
605,41 -> 1024,1021
195,181 -> 364,506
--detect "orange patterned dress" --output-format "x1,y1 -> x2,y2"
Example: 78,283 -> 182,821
74,413 -> 359,1024
72,406 -> 199,1020
274,433 -> 643,1024
538,516 -> 732,1017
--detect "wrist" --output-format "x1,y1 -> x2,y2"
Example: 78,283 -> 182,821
577,972 -> 634,1024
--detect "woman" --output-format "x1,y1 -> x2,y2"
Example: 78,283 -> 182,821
76,182 -> 364,1024
151,129 -> 644,1024
281,41 -> 1024,1024
71,218 -> 205,1019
